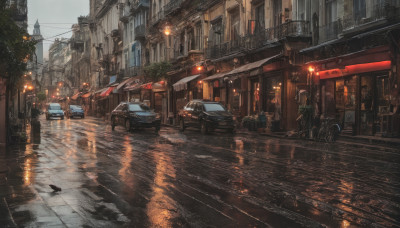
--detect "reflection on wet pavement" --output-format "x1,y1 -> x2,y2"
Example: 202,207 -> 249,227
1,116 -> 399,227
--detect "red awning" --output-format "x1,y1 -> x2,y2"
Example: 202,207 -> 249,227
81,92 -> 92,98
100,87 -> 115,97
141,82 -> 152,90
71,92 -> 80,100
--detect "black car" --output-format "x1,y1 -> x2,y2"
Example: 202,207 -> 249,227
45,103 -> 64,120
66,105 -> 85,119
111,102 -> 161,132
178,100 -> 235,134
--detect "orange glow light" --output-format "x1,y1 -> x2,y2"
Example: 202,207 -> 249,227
197,66 -> 203,71
308,66 -> 315,72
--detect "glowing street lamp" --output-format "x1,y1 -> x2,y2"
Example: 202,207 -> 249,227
164,26 -> 171,36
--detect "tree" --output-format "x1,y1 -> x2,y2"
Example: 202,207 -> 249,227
0,1 -> 36,90
36,91 -> 46,102
143,61 -> 172,82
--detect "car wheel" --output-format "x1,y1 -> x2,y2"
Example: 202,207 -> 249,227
46,115 -> 49,120
125,119 -> 131,131
155,125 -> 160,133
61,116 -> 64,120
200,121 -> 208,135
111,117 -> 116,131
82,115 -> 84,119
179,119 -> 185,132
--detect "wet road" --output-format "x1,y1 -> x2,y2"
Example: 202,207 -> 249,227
2,116 -> 400,227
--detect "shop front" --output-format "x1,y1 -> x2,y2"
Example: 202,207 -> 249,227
316,57 -> 396,136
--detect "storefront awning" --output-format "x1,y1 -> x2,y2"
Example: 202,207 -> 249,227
203,72 -> 229,81
115,77 -> 136,93
124,83 -> 141,92
95,87 -> 108,94
70,92 -> 81,100
81,92 -> 92,98
224,54 -> 283,77
100,87 -> 115,97
173,74 -> 201,91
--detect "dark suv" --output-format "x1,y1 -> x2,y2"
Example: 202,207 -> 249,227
178,100 -> 235,134
111,102 -> 161,132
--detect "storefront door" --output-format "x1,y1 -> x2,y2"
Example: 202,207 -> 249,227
250,79 -> 260,114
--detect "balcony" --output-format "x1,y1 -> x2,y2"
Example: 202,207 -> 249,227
119,5 -> 131,23
206,39 -> 245,59
164,0 -> 183,16
206,21 -> 310,59
149,10 -> 165,27
111,29 -> 120,38
342,2 -> 400,34
131,0 -> 150,14
134,24 -> 146,40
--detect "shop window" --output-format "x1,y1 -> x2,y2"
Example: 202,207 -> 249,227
251,80 -> 260,114
360,76 -> 374,135
335,76 -> 357,131
264,77 -> 282,120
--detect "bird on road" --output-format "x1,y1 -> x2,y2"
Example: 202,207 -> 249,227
49,184 -> 62,192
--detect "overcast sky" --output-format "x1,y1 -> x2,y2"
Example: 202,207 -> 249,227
28,0 -> 90,60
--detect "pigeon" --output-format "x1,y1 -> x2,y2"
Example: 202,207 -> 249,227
49,184 -> 62,192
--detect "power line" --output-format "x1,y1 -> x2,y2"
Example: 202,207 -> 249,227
44,30 -> 73,39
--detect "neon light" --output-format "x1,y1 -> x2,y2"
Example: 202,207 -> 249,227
318,61 -> 391,79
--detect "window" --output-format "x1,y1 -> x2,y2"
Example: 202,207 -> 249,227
326,0 -> 337,23
195,23 -> 202,50
297,0 -> 305,20
229,8 -> 240,41
210,18 -> 222,46
353,0 -> 366,21
255,4 -> 265,31
188,28 -> 195,51
273,0 -> 282,27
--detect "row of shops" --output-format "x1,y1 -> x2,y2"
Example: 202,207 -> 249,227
68,44 -> 399,138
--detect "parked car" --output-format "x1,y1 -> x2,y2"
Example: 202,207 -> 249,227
46,103 -> 64,120
178,100 -> 235,134
66,105 -> 85,119
111,102 -> 161,132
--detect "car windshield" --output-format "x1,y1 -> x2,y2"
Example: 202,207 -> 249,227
129,104 -> 150,112
70,105 -> 82,110
203,103 -> 225,112
49,105 -> 61,110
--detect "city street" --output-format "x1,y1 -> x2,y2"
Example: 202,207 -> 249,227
1,116 -> 400,227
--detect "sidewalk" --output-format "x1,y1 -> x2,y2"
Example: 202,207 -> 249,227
163,123 -> 400,147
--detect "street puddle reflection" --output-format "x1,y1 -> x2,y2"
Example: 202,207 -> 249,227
232,139 -> 248,194
119,135 -> 133,187
147,144 -> 177,227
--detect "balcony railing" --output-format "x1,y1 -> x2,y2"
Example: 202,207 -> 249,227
119,5 -> 131,23
164,0 -> 183,16
206,39 -> 245,59
149,10 -> 164,27
205,21 -> 310,59
131,0 -> 150,14
134,24 -> 146,40
342,3 -> 386,30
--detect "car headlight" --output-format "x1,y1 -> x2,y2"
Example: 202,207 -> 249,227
130,113 -> 138,118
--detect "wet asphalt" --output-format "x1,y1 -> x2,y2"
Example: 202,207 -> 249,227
0,115 -> 399,227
